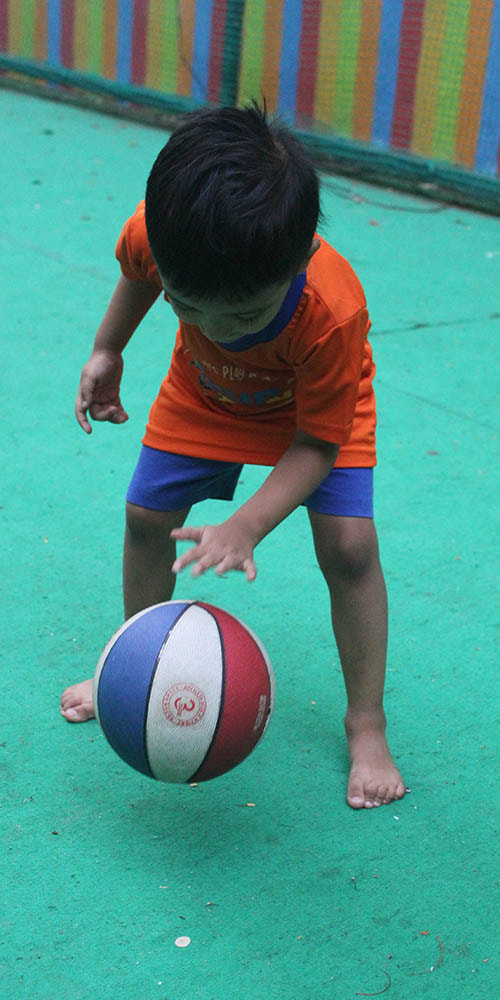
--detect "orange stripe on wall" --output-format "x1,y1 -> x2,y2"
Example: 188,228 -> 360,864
102,0 -> 118,80
261,0 -> 283,112
456,0 -> 493,168
353,0 -> 381,141
177,0 -> 195,97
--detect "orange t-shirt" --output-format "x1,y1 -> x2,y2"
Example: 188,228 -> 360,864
116,202 -> 376,468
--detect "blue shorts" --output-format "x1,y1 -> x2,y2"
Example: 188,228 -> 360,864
127,446 -> 374,518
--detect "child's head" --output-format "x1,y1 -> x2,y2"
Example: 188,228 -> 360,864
145,103 -> 321,307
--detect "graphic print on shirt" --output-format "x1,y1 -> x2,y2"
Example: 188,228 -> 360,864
190,356 -> 295,410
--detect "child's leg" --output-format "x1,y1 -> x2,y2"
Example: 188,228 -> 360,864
60,503 -> 189,721
308,511 -> 405,809
123,502 -> 190,618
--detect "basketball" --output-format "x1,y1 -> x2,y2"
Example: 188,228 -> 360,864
94,601 -> 275,783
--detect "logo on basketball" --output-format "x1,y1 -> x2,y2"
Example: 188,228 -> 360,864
162,683 -> 207,727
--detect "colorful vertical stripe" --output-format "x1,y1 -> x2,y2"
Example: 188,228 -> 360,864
456,0 -> 493,169
262,0 -> 283,110
372,0 -> 405,147
296,0 -> 321,119
34,0 -> 47,61
433,0 -> 471,161
278,0 -> 302,116
0,0 -> 498,179
333,0 -> 362,134
208,0 -> 227,103
391,0 -> 426,150
476,0 -> 500,174
61,0 -> 75,69
47,0 -> 61,64
315,1 -> 342,127
352,0 -> 382,142
412,0 -> 447,156
102,0 -> 118,80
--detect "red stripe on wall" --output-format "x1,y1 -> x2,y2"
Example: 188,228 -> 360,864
391,0 -> 426,149
0,0 -> 9,53
61,0 -> 75,68
208,0 -> 227,104
131,0 -> 149,85
297,0 -> 322,120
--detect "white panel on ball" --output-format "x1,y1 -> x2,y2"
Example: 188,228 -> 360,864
146,604 -> 224,782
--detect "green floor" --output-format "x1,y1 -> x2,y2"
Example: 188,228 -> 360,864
2,89 -> 499,999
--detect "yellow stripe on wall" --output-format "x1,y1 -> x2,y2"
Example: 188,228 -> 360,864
315,0 -> 343,127
73,0 -> 89,73
412,0 -> 447,157
145,0 -> 164,91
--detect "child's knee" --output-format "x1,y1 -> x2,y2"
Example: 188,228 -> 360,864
125,501 -> 189,544
314,517 -> 379,583
125,501 -> 167,541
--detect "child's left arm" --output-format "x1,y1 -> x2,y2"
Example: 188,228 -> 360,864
171,430 -> 339,580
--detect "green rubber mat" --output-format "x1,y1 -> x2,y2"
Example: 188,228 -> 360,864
1,90 -> 499,999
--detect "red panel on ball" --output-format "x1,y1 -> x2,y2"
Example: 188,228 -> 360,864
190,604 -> 272,782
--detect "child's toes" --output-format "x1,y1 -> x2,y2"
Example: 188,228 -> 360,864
60,679 -> 95,722
374,784 -> 389,807
383,781 -> 406,805
364,782 -> 387,808
394,780 -> 407,800
346,776 -> 367,809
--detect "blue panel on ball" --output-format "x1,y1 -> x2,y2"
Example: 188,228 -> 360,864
97,603 -> 189,776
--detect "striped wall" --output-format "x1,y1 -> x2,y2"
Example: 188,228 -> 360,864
0,0 -> 499,178
240,0 -> 500,177
0,1 -> 244,105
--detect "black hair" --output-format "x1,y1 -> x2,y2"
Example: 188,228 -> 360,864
145,102 -> 321,300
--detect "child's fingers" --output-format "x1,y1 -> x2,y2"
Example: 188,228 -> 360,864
244,559 -> 257,582
109,406 -> 129,424
75,396 -> 92,434
170,526 -> 205,542
75,370 -> 98,433
214,556 -> 257,580
171,528 -> 208,574
90,402 -> 129,424
170,526 -> 256,579
172,546 -> 205,575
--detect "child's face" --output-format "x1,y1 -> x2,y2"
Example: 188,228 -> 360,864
159,276 -> 293,344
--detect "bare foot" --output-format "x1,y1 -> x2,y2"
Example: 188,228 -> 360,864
345,710 -> 406,810
60,679 -> 95,722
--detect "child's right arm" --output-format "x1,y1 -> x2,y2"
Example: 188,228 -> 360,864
75,274 -> 160,433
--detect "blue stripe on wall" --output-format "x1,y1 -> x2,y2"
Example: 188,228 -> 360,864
372,0 -> 404,147
47,0 -> 61,64
278,0 -> 303,118
475,1 -> 500,175
117,0 -> 133,83
192,0 -> 214,102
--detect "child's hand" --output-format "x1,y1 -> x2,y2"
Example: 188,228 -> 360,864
171,522 -> 257,581
75,350 -> 129,433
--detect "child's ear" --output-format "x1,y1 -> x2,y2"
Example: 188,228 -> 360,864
297,237 -> 320,273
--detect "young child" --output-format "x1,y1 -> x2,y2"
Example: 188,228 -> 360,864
61,104 -> 405,810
